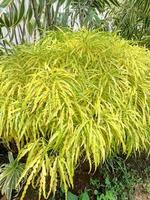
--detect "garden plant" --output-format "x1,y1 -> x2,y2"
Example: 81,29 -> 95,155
0,29 -> 150,199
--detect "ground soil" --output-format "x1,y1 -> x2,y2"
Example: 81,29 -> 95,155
1,184 -> 150,200
134,184 -> 149,200
0,147 -> 150,200
73,160 -> 104,194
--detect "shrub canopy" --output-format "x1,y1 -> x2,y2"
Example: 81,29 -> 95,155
0,30 -> 150,199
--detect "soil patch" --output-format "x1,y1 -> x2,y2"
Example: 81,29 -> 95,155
134,184 -> 149,200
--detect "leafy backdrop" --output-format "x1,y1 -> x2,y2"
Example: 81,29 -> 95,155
0,0 -> 150,53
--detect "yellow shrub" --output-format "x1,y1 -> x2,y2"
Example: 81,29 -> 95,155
0,30 -> 150,199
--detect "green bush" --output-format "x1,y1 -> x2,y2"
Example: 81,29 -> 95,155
0,30 -> 150,199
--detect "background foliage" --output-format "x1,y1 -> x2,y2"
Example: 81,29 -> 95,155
114,0 -> 150,48
0,0 -> 119,52
0,0 -> 150,53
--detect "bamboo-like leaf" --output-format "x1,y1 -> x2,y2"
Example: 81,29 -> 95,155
0,0 -> 12,8
3,13 -> 10,27
14,0 -> 25,26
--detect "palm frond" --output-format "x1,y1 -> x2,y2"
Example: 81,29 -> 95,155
134,0 -> 150,14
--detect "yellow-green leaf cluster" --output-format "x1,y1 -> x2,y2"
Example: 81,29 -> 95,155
0,29 -> 150,199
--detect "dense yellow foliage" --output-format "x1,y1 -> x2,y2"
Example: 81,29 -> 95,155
0,30 -> 150,199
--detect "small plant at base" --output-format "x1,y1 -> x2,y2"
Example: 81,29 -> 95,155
0,152 -> 24,200
145,183 -> 150,194
88,157 -> 136,199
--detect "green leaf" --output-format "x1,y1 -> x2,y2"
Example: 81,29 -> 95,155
14,0 -> 25,26
59,0 -> 66,6
108,0 -> 119,6
27,21 -> 34,35
0,0 -> 12,8
68,191 -> 78,200
12,3 -> 18,25
8,152 -> 14,163
3,13 -> 10,27
27,3 -> 33,21
37,0 -> 45,15
0,17 -> 5,26
79,192 -> 90,200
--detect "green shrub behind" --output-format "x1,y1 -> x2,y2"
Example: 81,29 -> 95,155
0,30 -> 150,199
